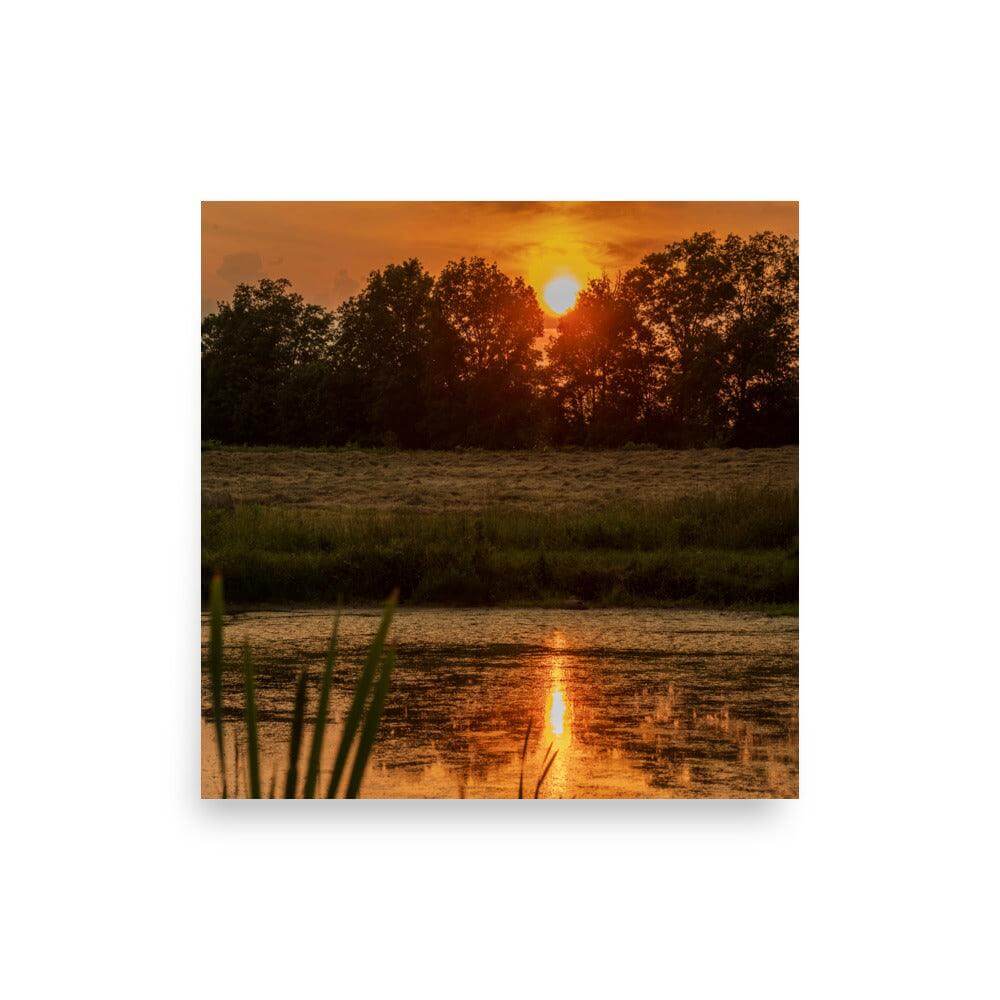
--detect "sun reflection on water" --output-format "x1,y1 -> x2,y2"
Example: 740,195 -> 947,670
543,654 -> 572,744
203,610 -> 798,799
549,689 -> 567,735
538,636 -> 576,796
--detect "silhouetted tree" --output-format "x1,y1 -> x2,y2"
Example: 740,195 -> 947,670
546,276 -> 662,444
626,232 -> 798,445
626,233 -> 733,442
715,233 -> 798,445
434,257 -> 544,446
202,277 -> 335,443
201,234 -> 798,449
333,260 -> 460,446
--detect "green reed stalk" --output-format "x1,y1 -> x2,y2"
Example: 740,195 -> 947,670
517,719 -> 533,799
242,644 -> 261,798
233,730 -> 241,798
208,573 -> 227,798
534,746 -> 558,799
302,610 -> 341,799
325,592 -> 397,798
344,646 -> 396,799
283,667 -> 308,799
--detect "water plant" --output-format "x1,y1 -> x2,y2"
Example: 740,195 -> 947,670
517,719 -> 558,799
205,574 -> 397,798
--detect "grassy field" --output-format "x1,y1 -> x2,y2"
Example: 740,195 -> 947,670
203,444 -> 798,512
203,453 -> 798,609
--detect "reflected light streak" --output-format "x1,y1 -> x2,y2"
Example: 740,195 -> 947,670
550,689 -> 567,735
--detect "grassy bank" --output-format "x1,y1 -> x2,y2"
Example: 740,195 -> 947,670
203,488 -> 798,609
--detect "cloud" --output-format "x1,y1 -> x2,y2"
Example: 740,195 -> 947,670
594,238 -> 666,267
497,240 -> 543,257
484,201 -> 550,216
216,252 -> 263,283
330,268 -> 359,303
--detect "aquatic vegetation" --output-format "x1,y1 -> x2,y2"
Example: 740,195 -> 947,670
205,574 -> 397,798
516,720 -> 559,799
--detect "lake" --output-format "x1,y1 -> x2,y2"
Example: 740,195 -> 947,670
201,607 -> 798,798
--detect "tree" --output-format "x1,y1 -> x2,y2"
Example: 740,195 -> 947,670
626,232 -> 798,445
626,233 -> 733,443
545,275 -> 662,444
333,259 -> 459,446
200,236 -> 798,449
434,257 -> 544,446
201,277 -> 335,443
715,232 -> 798,445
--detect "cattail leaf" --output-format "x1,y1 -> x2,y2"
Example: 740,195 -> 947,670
208,573 -> 227,798
344,646 -> 396,799
242,644 -> 261,799
534,748 -> 558,799
326,592 -> 397,798
518,719 -> 532,799
302,609 -> 341,799
283,667 -> 308,799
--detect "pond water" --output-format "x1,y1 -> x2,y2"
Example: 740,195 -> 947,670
201,607 -> 797,799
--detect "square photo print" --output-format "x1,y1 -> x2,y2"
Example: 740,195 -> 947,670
201,201 -> 798,799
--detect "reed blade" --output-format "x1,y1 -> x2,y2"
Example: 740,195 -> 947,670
233,730 -> 241,799
517,718 -> 533,799
534,747 -> 558,799
326,592 -> 397,798
344,646 -> 396,799
242,644 -> 261,798
303,610 -> 341,799
208,573 -> 228,798
283,667 -> 308,799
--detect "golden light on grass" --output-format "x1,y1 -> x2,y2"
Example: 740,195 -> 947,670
542,275 -> 580,314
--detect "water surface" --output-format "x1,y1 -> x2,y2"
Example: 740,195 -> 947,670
201,607 -> 797,798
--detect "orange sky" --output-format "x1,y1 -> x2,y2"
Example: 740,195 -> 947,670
202,201 -> 798,327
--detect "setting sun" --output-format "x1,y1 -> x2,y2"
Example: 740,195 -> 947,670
542,275 -> 580,314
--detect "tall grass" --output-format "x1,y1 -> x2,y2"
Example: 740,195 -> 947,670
204,488 -> 797,552
205,574 -> 397,799
203,488 -> 798,608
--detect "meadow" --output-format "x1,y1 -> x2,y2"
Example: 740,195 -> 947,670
202,444 -> 798,511
203,447 -> 798,610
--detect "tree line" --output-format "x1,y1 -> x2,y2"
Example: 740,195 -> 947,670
202,232 -> 798,449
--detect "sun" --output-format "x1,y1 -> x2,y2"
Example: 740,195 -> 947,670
542,275 -> 580,314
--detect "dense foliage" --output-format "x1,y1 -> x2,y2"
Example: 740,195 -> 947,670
202,234 -> 798,448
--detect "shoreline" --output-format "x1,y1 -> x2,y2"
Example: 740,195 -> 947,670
202,599 -> 799,617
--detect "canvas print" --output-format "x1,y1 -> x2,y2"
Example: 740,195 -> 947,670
201,201 -> 798,799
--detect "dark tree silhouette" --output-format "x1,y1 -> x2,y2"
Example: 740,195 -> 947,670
626,231 -> 798,444
627,233 -> 734,442
715,233 -> 798,445
546,275 -> 661,445
201,233 -> 798,449
332,259 -> 458,446
202,277 -> 336,444
434,257 -> 544,446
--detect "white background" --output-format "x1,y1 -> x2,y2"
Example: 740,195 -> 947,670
2,2 -> 997,997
